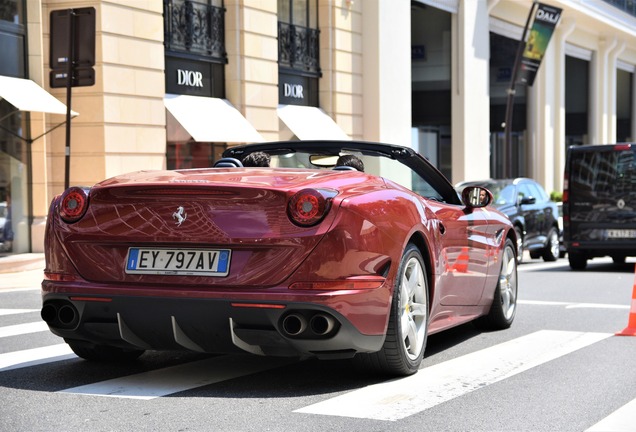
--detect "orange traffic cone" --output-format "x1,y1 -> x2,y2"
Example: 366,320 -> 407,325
452,247 -> 470,273
616,265 -> 636,336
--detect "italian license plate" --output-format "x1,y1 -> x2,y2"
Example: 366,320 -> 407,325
607,229 -> 636,239
125,248 -> 231,276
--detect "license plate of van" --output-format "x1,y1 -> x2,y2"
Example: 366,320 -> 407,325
606,229 -> 636,239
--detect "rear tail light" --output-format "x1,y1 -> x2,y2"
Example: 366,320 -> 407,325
59,187 -> 89,223
287,188 -> 336,227
614,144 -> 632,151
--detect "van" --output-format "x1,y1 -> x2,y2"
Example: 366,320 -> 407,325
563,143 -> 636,270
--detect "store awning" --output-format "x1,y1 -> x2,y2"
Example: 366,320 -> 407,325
0,75 -> 75,115
277,104 -> 350,141
164,94 -> 263,143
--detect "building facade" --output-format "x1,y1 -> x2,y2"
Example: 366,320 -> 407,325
1,0 -> 636,254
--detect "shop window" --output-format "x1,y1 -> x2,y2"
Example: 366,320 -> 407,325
565,56 -> 589,147
489,32 -> 528,178
277,0 -> 320,76
278,0 -> 319,107
0,0 -> 26,77
163,0 -> 226,63
0,0 -> 27,254
616,68 -> 633,142
167,141 -> 227,170
164,1 -> 228,169
604,0 -> 636,17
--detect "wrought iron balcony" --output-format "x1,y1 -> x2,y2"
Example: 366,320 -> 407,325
163,0 -> 226,62
603,0 -> 636,17
278,22 -> 320,76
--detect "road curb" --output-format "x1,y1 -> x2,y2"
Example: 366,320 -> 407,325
0,253 -> 45,274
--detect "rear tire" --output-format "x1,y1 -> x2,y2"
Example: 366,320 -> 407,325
355,244 -> 428,376
475,238 -> 517,330
514,226 -> 524,264
542,228 -> 560,262
67,340 -> 145,362
612,256 -> 626,264
568,252 -> 587,270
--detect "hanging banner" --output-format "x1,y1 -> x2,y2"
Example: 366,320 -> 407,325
518,3 -> 562,86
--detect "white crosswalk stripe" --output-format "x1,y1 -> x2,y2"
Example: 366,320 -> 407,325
0,344 -> 76,372
0,310 -> 74,371
1,307 -> 635,429
0,308 -> 39,316
295,330 -> 612,421
59,355 -> 296,400
519,299 -> 630,310
0,321 -> 50,338
586,398 -> 636,432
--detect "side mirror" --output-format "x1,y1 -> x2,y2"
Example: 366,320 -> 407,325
519,196 -> 536,205
461,186 -> 492,208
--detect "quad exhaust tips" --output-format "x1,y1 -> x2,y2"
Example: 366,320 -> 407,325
281,312 -> 338,338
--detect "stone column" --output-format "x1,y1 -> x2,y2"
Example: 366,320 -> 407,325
451,0 -> 490,184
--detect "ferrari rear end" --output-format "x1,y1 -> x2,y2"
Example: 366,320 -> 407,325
42,168 -> 400,361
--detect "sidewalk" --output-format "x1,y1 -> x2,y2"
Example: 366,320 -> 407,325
0,253 -> 45,290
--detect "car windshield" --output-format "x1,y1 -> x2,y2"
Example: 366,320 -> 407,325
268,150 -> 445,202
491,184 -> 516,205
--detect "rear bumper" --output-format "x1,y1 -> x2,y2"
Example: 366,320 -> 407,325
565,241 -> 636,258
41,282 -> 388,359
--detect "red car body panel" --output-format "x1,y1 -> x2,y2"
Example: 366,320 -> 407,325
42,141 -> 515,363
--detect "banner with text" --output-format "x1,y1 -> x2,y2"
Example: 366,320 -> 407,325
518,3 -> 562,86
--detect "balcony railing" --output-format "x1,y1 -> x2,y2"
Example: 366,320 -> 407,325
603,0 -> 636,17
278,22 -> 320,76
163,0 -> 226,62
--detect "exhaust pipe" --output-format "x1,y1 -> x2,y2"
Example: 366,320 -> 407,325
281,313 -> 307,336
41,303 -> 58,323
309,313 -> 336,336
58,304 -> 79,327
40,301 -> 79,328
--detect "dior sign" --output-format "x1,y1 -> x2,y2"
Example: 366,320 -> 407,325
284,83 -> 304,99
165,57 -> 222,97
279,73 -> 317,106
177,69 -> 204,88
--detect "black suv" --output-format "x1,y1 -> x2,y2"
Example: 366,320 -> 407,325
456,178 -> 560,263
563,143 -> 636,270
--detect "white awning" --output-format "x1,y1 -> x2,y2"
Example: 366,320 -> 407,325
164,94 -> 263,143
277,104 -> 350,141
0,75 -> 76,115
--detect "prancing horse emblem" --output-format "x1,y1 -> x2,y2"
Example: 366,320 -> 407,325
172,206 -> 187,226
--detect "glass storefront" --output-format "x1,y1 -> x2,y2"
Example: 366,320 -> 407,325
167,141 -> 227,170
490,32 -> 528,178
565,55 -> 589,147
0,0 -> 28,255
164,0 -> 228,168
410,4 -> 452,180
616,68 -> 633,142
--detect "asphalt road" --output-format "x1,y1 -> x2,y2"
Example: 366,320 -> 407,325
1,257 -> 635,432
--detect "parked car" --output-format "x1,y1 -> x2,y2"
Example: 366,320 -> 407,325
0,201 -> 6,241
557,201 -> 566,258
42,140 -> 518,376
564,143 -> 636,270
456,178 -> 560,263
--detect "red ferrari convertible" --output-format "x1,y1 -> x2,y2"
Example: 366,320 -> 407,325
41,141 -> 517,376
